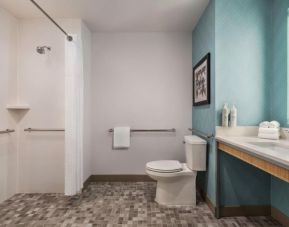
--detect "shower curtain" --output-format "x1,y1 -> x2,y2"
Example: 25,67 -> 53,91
65,35 -> 84,196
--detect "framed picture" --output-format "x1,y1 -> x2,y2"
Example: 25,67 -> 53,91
193,53 -> 210,106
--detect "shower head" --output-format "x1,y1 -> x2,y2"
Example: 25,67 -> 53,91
36,46 -> 51,54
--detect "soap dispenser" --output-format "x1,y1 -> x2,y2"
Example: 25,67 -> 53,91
230,105 -> 237,127
222,103 -> 230,127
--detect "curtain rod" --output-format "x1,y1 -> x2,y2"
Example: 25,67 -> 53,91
30,0 -> 73,42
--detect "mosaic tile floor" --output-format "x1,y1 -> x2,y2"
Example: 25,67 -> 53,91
0,182 -> 281,227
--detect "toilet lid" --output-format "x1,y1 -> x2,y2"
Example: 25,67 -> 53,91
146,160 -> 182,173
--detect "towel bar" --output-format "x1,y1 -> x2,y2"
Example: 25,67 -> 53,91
188,128 -> 214,139
108,128 -> 176,133
24,128 -> 65,132
0,129 -> 15,134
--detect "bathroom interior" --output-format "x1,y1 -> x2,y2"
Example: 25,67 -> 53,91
0,0 -> 289,226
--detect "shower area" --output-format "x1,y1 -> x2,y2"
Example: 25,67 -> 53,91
0,1 -> 92,202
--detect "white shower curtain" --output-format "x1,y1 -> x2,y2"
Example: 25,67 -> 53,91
65,35 -> 84,196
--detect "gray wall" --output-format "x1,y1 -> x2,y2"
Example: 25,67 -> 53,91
91,32 -> 192,174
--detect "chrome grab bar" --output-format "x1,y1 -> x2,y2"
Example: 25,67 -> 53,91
188,128 -> 214,139
24,128 -> 65,132
0,129 -> 15,134
108,128 -> 176,133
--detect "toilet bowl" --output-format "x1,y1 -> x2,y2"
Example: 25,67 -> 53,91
146,160 -> 197,206
145,135 -> 207,206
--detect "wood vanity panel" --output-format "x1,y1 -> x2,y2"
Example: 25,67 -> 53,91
218,142 -> 289,184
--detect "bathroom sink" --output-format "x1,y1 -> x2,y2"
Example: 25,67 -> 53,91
216,136 -> 289,167
248,142 -> 289,154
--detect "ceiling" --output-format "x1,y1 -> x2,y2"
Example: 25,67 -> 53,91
0,0 -> 209,32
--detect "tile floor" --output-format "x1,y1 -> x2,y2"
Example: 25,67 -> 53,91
0,182 -> 281,227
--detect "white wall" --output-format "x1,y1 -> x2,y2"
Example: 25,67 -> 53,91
0,8 -> 18,202
17,19 -> 66,193
92,32 -> 192,174
81,22 -> 93,182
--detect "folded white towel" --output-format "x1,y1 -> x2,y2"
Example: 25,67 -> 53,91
258,128 -> 280,135
268,121 -> 280,128
258,133 -> 280,140
259,121 -> 270,128
113,127 -> 130,149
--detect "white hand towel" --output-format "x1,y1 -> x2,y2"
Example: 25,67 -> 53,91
258,133 -> 280,140
113,127 -> 130,149
268,121 -> 280,128
259,121 -> 270,128
258,128 -> 280,135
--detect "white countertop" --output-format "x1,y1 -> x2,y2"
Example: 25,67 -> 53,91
216,136 -> 289,170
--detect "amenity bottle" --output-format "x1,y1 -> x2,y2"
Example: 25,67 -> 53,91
222,103 -> 230,127
230,105 -> 237,127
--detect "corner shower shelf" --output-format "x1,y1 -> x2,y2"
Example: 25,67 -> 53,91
6,104 -> 30,110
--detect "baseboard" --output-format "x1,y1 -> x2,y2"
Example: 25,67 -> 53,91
82,175 -> 155,191
197,190 -> 272,219
218,205 -> 289,226
197,184 -> 277,219
271,207 -> 289,227
219,205 -> 271,217
85,174 -> 155,184
205,195 -> 216,214
196,186 -> 215,214
83,175 -> 93,191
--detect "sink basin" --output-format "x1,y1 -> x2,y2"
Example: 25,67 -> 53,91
248,142 -> 289,154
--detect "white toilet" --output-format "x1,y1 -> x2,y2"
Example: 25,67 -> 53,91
146,135 -> 207,206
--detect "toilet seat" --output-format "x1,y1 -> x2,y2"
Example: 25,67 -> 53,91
146,160 -> 182,173
146,162 -> 196,178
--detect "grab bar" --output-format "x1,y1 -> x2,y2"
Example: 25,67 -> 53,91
0,129 -> 15,134
108,128 -> 176,133
188,128 -> 214,139
24,128 -> 65,132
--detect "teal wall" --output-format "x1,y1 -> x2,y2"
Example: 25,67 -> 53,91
192,0 -> 289,216
271,177 -> 289,216
192,0 -> 216,204
220,153 -> 270,206
215,0 -> 271,126
270,0 -> 289,217
271,0 -> 289,127
215,0 -> 272,206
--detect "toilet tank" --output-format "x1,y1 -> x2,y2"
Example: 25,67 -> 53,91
184,135 -> 207,171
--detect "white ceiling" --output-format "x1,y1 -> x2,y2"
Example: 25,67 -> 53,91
0,0 -> 209,32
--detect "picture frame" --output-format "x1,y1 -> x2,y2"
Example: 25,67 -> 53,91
193,53 -> 210,106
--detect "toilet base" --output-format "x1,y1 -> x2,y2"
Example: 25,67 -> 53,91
154,175 -> 196,206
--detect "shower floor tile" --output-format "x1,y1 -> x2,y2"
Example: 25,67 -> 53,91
0,182 -> 281,226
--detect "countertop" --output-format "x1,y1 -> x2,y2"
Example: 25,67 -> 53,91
216,136 -> 289,170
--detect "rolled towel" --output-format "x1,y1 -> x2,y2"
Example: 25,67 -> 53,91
268,121 -> 280,129
258,133 -> 279,140
259,121 -> 270,128
258,128 -> 280,135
